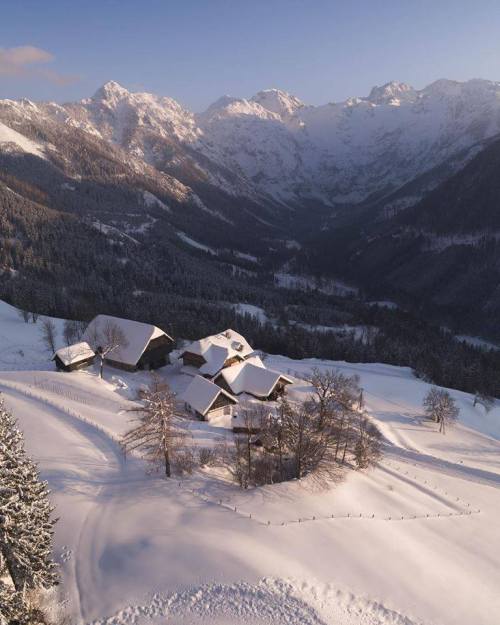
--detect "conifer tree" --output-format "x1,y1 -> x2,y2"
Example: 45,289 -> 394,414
0,398 -> 58,616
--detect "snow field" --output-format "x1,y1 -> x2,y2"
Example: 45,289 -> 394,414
0,301 -> 499,624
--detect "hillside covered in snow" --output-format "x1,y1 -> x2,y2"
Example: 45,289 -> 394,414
5,77 -> 500,345
1,300 -> 499,625
4,78 -> 500,210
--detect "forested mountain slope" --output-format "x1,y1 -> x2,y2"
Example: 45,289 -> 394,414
2,80 -> 500,392
304,136 -> 500,340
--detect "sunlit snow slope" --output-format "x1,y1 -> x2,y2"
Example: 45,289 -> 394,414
0,301 -> 499,625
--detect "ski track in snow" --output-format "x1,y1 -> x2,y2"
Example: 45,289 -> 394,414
1,305 -> 499,625
0,374 -> 488,625
88,578 -> 422,625
0,381 -> 128,622
1,377 -> 482,625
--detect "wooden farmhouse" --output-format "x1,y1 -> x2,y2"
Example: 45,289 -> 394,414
180,329 -> 254,377
53,341 -> 96,372
83,314 -> 174,372
214,356 -> 293,401
231,411 -> 263,435
180,375 -> 238,421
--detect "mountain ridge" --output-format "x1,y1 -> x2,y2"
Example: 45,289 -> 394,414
24,77 -> 500,206
3,78 -> 500,339
4,77 -> 500,210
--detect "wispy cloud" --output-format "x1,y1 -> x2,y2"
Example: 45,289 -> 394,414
0,45 -> 77,85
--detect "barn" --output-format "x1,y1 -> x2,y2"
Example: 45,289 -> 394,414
213,357 -> 293,401
180,329 -> 254,377
53,342 -> 96,372
83,315 -> 174,372
180,375 -> 238,421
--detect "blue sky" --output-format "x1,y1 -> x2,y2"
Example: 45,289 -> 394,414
2,0 -> 500,110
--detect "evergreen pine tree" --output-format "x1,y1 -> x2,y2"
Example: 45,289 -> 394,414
0,398 -> 58,603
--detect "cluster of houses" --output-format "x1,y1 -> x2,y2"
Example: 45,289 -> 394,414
53,316 -> 293,431
179,329 -> 293,423
53,314 -> 175,372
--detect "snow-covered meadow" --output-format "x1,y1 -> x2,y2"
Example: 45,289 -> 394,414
0,300 -> 499,624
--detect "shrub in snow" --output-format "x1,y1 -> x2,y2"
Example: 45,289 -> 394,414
198,447 -> 216,467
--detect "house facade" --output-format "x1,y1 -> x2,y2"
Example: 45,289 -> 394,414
180,375 -> 238,421
214,359 -> 293,401
53,341 -> 96,372
83,315 -> 174,372
180,329 -> 254,377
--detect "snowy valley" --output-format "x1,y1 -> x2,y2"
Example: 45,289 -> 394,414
1,301 -> 499,625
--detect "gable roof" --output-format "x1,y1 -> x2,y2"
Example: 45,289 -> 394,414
53,341 -> 95,366
216,361 -> 293,398
83,314 -> 172,367
182,329 -> 254,376
180,375 -> 238,417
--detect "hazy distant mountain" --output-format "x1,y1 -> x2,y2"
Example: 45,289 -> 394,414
4,78 -> 500,212
58,78 -> 500,205
3,78 -> 500,338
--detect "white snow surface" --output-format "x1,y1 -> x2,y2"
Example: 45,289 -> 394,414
15,77 -> 500,206
0,120 -> 46,158
176,231 -> 217,255
83,314 -> 171,367
53,342 -> 95,366
0,300 -> 499,624
230,303 -> 268,323
182,329 -> 255,377
142,190 -> 170,213
217,360 -> 292,397
456,334 -> 500,351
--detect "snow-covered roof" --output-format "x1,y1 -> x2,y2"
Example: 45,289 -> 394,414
180,375 -> 238,417
53,342 -> 95,366
83,314 -> 172,367
217,361 -> 293,398
182,329 -> 254,376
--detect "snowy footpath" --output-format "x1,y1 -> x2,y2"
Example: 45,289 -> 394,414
0,302 -> 499,625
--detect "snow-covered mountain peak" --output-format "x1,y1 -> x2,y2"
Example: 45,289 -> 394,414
72,82 -> 196,146
8,76 -> 500,208
367,81 -> 415,104
92,80 -> 131,104
251,89 -> 305,117
201,95 -> 279,122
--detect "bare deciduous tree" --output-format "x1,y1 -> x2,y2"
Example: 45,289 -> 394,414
353,415 -> 382,468
473,391 -> 494,412
18,308 -> 30,323
222,369 -> 377,489
87,320 -> 128,378
225,404 -> 267,488
122,377 -> 181,477
40,318 -> 57,354
281,398 -> 341,482
423,387 -> 459,434
63,319 -> 87,345
308,368 -> 360,428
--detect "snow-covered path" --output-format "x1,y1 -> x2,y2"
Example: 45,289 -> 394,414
1,314 -> 500,625
0,386 -> 128,621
